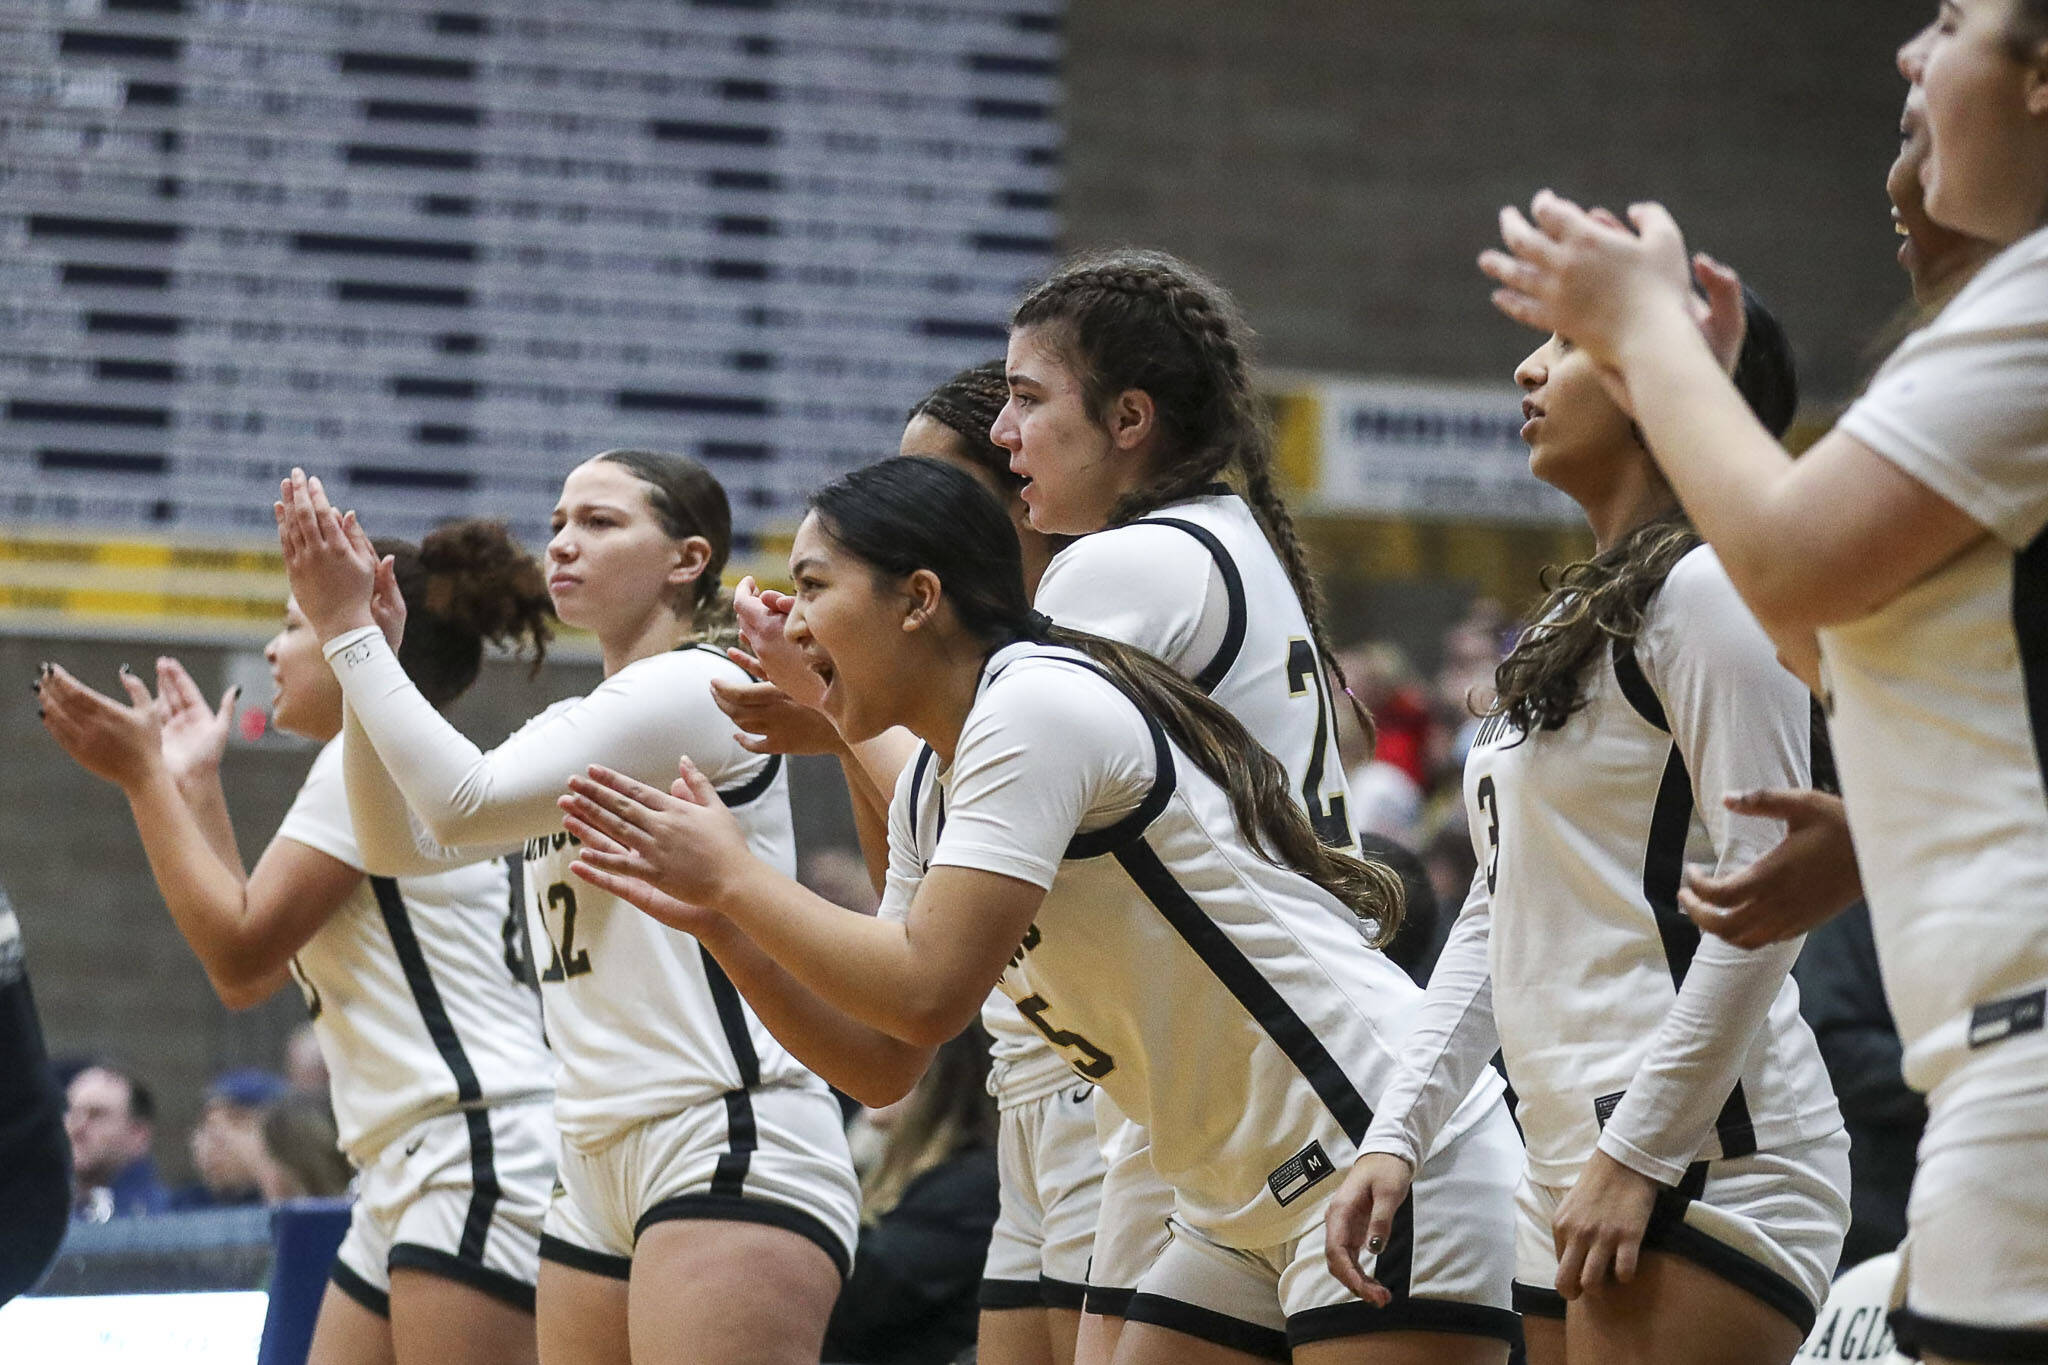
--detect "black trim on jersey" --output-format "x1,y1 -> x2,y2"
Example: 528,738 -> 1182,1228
1636,1159 -> 1816,1333
635,1191 -> 852,1280
1891,1307 -> 2048,1364
370,877 -> 503,1262
330,1259 -> 391,1317
1513,1281 -> 1568,1320
1288,1299 -> 1525,1348
1041,1275 -> 1089,1310
1112,840 -> 1374,1143
1142,516 -> 1246,693
716,752 -> 782,809
1084,1285 -> 1136,1318
1626,665 -> 1760,1159
1124,1293 -> 1289,1363
1370,1187 -> 1415,1299
979,1278 -> 1046,1310
907,744 -> 937,816
709,1084 -> 759,1197
537,1233 -> 631,1280
701,947 -> 763,1102
387,1242 -> 537,1313
1611,637 -> 1668,731
2012,530 -> 2048,808
1064,704 -> 1179,861
1808,699 -> 1840,796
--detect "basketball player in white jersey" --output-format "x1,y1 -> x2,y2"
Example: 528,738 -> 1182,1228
38,521 -> 558,1365
558,456 -> 1524,1365
988,249 -> 1372,1363
1478,10 -> 2048,1359
707,363 -> 1105,1365
1327,291 -> 1848,1365
275,458 -> 859,1365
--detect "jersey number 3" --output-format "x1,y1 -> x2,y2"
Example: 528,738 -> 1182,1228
538,882 -> 593,982
1286,638 -> 1355,849
1475,775 -> 1501,893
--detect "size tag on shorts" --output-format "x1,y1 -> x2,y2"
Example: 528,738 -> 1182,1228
1267,1141 -> 1335,1207
1967,988 -> 2046,1049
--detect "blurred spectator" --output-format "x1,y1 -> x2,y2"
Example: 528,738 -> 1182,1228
258,1091 -> 352,1201
1359,834 -> 1447,986
1422,823 -> 1481,922
824,1025 -> 1000,1365
803,847 -> 882,917
1432,603 -> 1511,778
66,1062 -> 167,1222
1794,903 -> 1924,1270
283,1022 -> 329,1099
170,1069 -> 288,1210
1334,642 -> 1432,846
0,888 -> 70,1302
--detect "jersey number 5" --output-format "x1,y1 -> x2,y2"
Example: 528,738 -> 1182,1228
1016,993 -> 1115,1079
1286,638 -> 1355,850
538,881 -> 593,982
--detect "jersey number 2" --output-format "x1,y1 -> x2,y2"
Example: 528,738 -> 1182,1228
1016,994 -> 1115,1079
1286,638 -> 1355,849
538,881 -> 593,982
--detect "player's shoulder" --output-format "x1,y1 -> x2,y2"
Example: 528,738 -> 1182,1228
1046,517 -> 1221,585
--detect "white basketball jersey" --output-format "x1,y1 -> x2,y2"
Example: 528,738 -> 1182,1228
278,739 -> 551,1164
1830,228 -> 2048,1103
974,489 -> 1364,1108
886,643 -> 1501,1248
1462,549 -> 1841,1183
515,647 -> 823,1152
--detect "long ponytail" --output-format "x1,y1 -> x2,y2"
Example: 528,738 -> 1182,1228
810,456 -> 1404,942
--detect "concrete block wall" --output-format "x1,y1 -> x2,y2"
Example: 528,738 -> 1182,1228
1063,1 -> 1932,401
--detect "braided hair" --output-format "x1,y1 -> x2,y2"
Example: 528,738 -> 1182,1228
1011,249 -> 1372,749
906,360 -> 1017,491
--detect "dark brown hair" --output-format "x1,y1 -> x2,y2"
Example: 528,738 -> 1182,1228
907,360 -> 1018,491
1490,285 -> 1798,735
595,448 -> 738,644
1011,249 -> 1371,750
373,520 -> 552,709
811,456 -> 1405,943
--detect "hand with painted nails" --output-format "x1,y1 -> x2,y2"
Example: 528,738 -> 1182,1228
1479,190 -> 1701,369
151,657 -> 239,790
35,662 -> 169,790
560,759 -> 759,924
1322,1151 -> 1413,1308
1681,788 -> 1861,948
274,467 -> 379,643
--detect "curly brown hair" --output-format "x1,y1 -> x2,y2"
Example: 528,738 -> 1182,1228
374,519 -> 552,708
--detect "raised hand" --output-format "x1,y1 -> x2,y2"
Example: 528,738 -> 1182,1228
153,657 -> 238,788
733,577 -> 825,709
1681,789 -> 1861,947
36,662 -> 168,790
1321,1152 -> 1411,1308
1480,191 -> 1699,368
559,759 -> 757,913
711,651 -> 845,756
274,468 -> 378,643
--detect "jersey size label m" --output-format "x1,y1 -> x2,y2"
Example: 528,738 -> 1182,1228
1267,1140 -> 1336,1207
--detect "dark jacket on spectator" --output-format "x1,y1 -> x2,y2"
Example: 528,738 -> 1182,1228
823,1148 -> 999,1365
1794,900 -> 1925,1268
0,965 -> 71,1300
